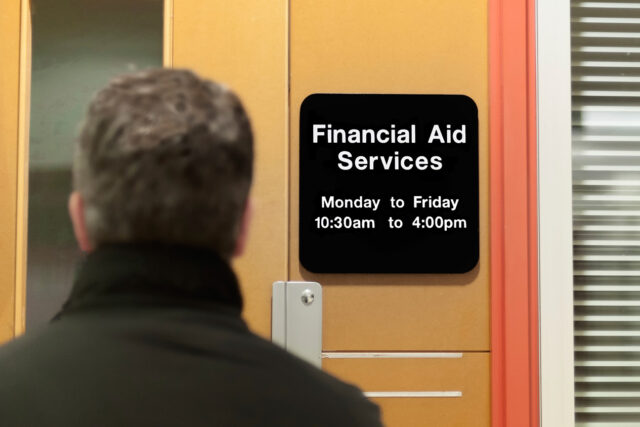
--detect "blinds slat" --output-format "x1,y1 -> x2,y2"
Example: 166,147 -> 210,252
575,240 -> 640,246
575,315 -> 640,321
576,407 -> 640,413
575,375 -> 640,381
575,255 -> 640,260
576,330 -> 640,335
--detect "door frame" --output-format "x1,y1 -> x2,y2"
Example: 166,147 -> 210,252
0,0 -> 30,342
536,0 -> 576,425
489,0 -> 540,425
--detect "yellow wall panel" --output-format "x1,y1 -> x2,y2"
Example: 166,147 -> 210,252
290,0 -> 490,350
325,354 -> 490,427
172,0 -> 288,338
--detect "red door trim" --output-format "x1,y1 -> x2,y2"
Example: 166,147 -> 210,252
489,0 -> 539,425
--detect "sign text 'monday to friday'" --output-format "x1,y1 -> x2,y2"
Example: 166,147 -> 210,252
321,196 -> 460,212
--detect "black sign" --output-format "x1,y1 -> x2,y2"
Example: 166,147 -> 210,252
299,94 -> 479,274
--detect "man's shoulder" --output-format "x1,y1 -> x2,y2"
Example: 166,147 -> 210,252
0,309 -> 383,426
0,321 -> 78,382
244,330 -> 357,393
215,323 -> 382,422
244,334 -> 382,425
0,323 -> 62,363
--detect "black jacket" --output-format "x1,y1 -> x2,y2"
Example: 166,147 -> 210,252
0,244 -> 381,426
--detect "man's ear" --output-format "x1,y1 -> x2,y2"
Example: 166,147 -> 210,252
232,198 -> 253,258
68,192 -> 94,253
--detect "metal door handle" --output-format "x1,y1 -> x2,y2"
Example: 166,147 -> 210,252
272,281 -> 322,368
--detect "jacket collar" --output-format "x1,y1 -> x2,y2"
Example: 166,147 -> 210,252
55,243 -> 243,319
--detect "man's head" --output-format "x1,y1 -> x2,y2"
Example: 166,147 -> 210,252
69,68 -> 253,259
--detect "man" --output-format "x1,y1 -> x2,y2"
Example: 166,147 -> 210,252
0,69 -> 382,426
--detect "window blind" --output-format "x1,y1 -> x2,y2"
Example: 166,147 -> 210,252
572,1 -> 640,425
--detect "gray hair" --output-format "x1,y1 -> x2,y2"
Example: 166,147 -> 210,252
73,68 -> 253,258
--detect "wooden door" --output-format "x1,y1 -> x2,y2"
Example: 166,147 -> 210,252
171,1 -> 490,426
